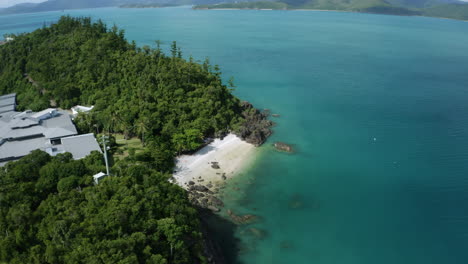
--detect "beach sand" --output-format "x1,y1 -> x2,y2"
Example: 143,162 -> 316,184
173,134 -> 257,189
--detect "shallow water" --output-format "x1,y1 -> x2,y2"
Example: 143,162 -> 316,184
2,7 -> 468,264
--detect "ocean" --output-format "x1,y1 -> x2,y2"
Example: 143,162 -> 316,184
2,6 -> 468,264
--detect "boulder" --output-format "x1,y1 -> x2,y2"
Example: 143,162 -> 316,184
190,185 -> 210,192
211,162 -> 221,169
274,142 -> 293,153
200,198 -> 209,207
208,206 -> 220,212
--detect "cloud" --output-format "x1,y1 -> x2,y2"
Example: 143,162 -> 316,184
0,0 -> 47,8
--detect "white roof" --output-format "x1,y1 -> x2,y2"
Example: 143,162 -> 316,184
93,172 -> 107,178
31,108 -> 57,119
72,105 -> 94,115
61,133 -> 102,159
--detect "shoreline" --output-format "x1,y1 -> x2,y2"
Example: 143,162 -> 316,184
173,133 -> 259,190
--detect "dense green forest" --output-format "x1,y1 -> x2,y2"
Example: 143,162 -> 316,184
0,16 -> 260,263
0,16 -> 248,169
0,150 -> 205,263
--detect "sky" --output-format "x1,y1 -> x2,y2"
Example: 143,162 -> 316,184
0,0 -> 46,8
0,0 -> 468,8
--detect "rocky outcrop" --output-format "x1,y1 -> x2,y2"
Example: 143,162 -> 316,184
188,184 -> 224,212
234,101 -> 273,146
274,142 -> 293,152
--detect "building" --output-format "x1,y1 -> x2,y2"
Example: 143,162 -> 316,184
0,93 -> 102,166
93,172 -> 107,184
71,105 -> 94,117
0,93 -> 16,114
0,37 -> 13,46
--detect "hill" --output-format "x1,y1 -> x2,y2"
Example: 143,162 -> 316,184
1,0 -> 467,20
422,3 -> 468,19
385,0 -> 463,8
0,0 -> 268,15
194,0 -> 468,20
0,15 -> 271,263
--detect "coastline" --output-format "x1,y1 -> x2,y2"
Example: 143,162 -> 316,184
173,133 -> 259,190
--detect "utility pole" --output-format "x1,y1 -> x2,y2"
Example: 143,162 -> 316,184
102,134 -> 110,176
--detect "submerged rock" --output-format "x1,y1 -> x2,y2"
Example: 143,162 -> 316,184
248,227 -> 267,239
274,142 -> 293,153
227,209 -> 259,225
280,240 -> 293,249
208,206 -> 220,212
210,196 -> 224,208
288,194 -> 304,209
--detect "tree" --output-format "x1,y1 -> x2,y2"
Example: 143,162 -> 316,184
171,129 -> 203,154
135,116 -> 150,146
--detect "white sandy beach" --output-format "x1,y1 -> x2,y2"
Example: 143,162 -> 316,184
173,134 -> 257,189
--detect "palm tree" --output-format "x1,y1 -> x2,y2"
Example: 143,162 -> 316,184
135,117 -> 150,146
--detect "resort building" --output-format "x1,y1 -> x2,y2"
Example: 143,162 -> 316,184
71,105 -> 94,117
0,93 -> 102,166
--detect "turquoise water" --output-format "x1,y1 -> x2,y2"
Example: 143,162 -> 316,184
2,7 -> 468,264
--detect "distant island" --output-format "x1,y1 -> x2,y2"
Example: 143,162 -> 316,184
119,3 -> 178,8
194,0 -> 468,21
1,0 -> 467,21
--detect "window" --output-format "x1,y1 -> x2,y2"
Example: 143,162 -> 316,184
50,138 -> 62,145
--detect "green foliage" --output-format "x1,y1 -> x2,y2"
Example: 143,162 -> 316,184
172,129 -> 204,154
422,4 -> 468,20
0,151 -> 206,263
0,16 -> 245,171
0,16 -> 246,263
57,176 -> 81,193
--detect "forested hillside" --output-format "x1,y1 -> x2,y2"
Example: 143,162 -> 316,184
0,16 -> 249,166
195,0 -> 468,20
0,151 -> 205,263
0,16 -> 263,263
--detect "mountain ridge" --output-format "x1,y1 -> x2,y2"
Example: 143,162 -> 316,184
194,0 -> 468,20
1,0 -> 468,21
